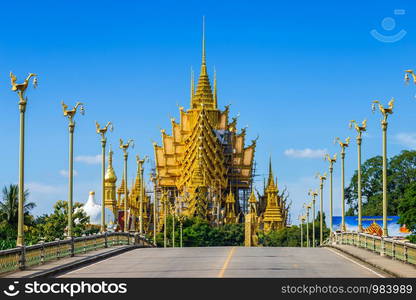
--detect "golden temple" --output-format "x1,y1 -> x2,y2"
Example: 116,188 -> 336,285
103,19 -> 289,237
153,18 -> 256,222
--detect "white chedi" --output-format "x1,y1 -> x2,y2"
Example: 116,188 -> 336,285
82,191 -> 102,225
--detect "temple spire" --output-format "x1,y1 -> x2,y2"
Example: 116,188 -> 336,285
202,15 -> 206,66
268,156 -> 273,184
266,156 -> 276,191
213,67 -> 217,108
191,16 -> 214,109
190,67 -> 194,106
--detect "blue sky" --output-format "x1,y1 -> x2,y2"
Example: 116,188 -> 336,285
1,0 -> 416,225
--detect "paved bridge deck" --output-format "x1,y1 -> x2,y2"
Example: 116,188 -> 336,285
57,247 -> 388,278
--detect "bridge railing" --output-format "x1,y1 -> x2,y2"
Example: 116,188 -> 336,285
0,232 -> 153,276
331,232 -> 416,266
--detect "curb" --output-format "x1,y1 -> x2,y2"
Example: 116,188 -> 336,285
22,245 -> 139,278
324,245 -> 402,278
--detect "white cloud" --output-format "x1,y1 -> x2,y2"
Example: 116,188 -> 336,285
283,148 -> 327,159
26,182 -> 61,194
395,133 -> 416,148
75,154 -> 101,165
59,169 -> 78,177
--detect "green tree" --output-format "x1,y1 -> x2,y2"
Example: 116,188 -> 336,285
30,200 -> 90,242
346,151 -> 416,216
398,182 -> 416,233
155,216 -> 244,247
0,184 -> 34,226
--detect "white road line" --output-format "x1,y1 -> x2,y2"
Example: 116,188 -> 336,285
326,248 -> 385,278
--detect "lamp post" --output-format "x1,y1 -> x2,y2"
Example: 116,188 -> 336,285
151,172 -> 158,246
349,119 -> 367,232
335,137 -> 350,232
10,72 -> 38,247
405,70 -> 416,85
119,139 -> 134,232
316,173 -> 327,245
299,215 -> 306,247
163,191 -> 168,248
136,155 -> 147,235
178,215 -> 185,248
62,101 -> 85,238
325,154 -> 337,235
308,190 -> 318,247
304,203 -> 311,247
171,202 -> 175,248
96,122 -> 113,233
372,99 -> 394,237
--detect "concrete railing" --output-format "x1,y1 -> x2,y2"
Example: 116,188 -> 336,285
331,232 -> 416,266
0,232 -> 153,275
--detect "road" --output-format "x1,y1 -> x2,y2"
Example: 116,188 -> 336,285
58,247 -> 386,278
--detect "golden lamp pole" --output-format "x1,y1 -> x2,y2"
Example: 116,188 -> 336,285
136,155 -> 147,235
171,202 -> 175,248
151,173 -> 158,246
335,137 -> 350,232
299,215 -> 306,247
325,154 -> 337,235
349,119 -> 367,232
315,173 -> 327,245
308,190 -> 318,247
96,122 -> 113,232
162,191 -> 168,248
178,215 -> 185,248
119,139 -> 134,232
10,72 -> 38,247
303,203 -> 311,248
372,99 -> 394,237
62,101 -> 85,238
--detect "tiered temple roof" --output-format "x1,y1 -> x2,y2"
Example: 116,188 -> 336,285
153,19 -> 256,219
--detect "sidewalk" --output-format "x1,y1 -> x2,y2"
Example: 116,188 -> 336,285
3,245 -> 136,278
327,244 -> 416,278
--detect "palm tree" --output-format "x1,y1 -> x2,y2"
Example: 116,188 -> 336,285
0,184 -> 34,226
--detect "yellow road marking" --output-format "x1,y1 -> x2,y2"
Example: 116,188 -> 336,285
218,247 -> 236,278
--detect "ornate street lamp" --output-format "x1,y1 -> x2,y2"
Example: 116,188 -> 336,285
178,215 -> 185,248
299,215 -> 306,247
334,137 -> 350,232
308,190 -> 318,247
10,72 -> 38,247
96,122 -> 113,232
162,191 -> 168,248
303,203 -> 311,248
136,155 -> 148,235
404,69 -> 416,84
119,138 -> 134,232
372,99 -> 394,237
151,171 -> 158,246
325,154 -> 337,235
349,119 -> 367,232
316,173 -> 327,245
62,101 -> 85,239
